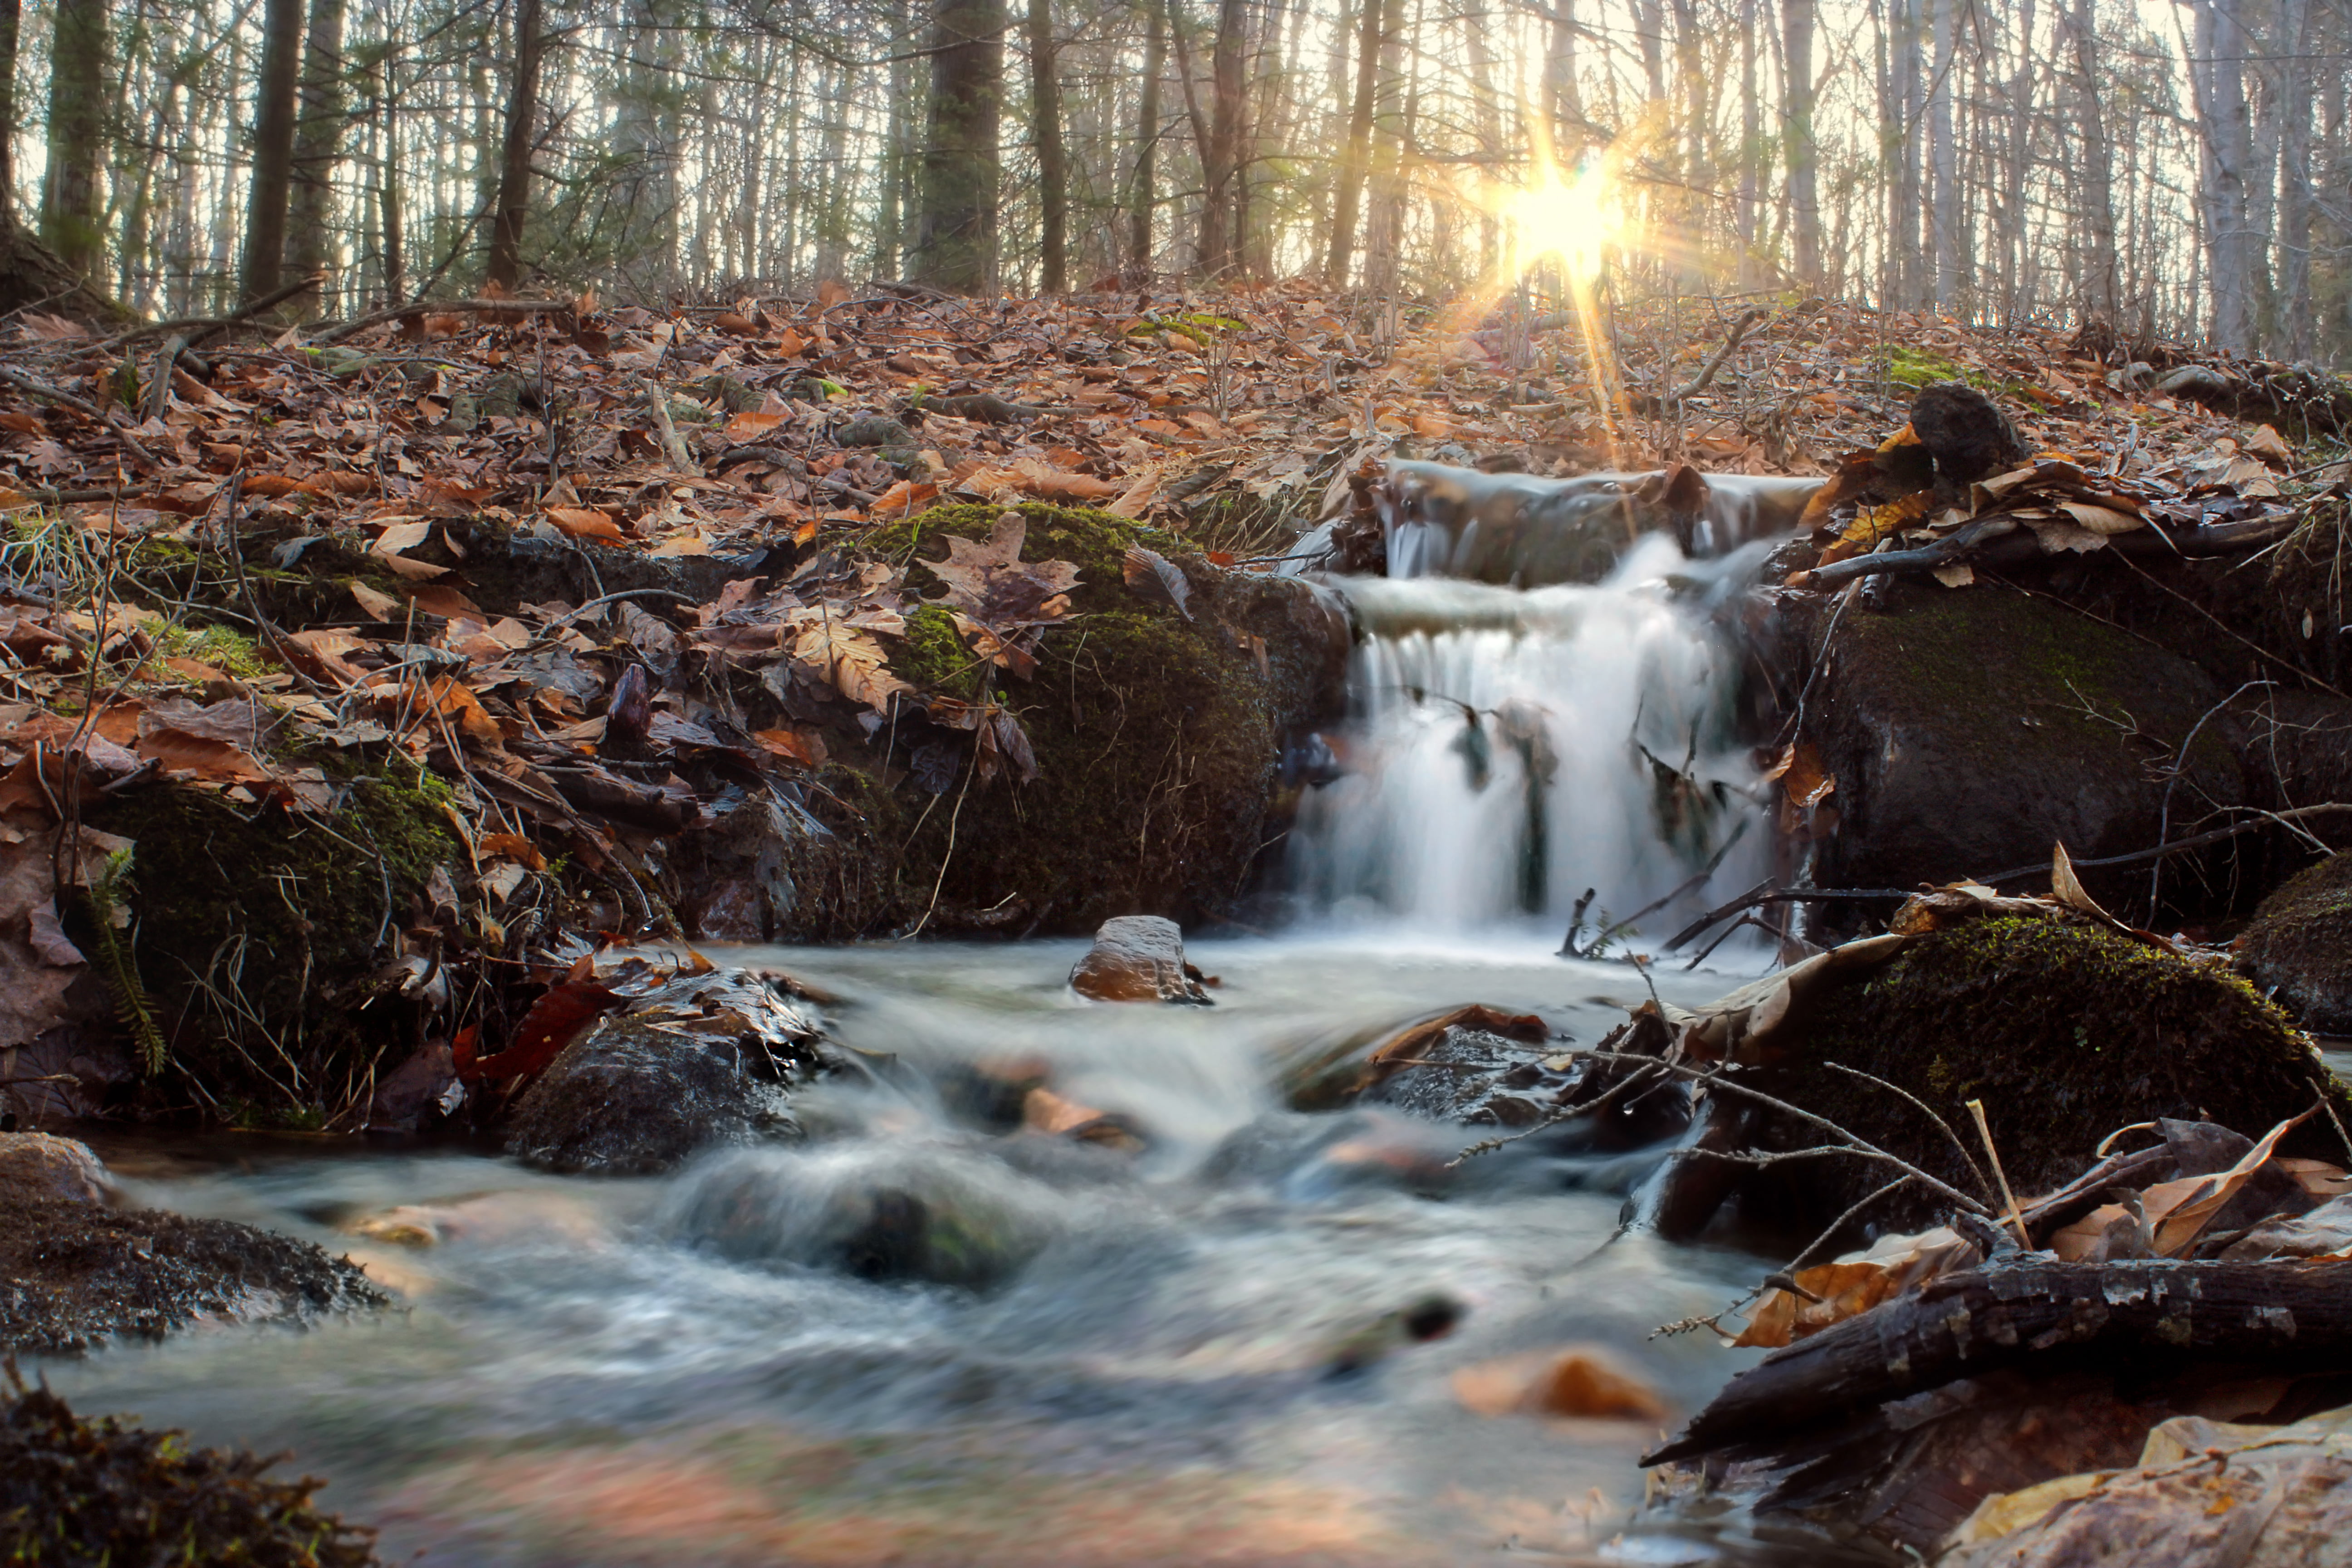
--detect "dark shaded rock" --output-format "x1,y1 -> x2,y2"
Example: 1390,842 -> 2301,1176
872,503 -> 1349,930
0,1378 -> 379,1565
664,784 -> 896,942
1068,915 -> 1211,1003
1735,914 -> 2339,1237
1801,579 -> 2245,926
0,1185 -> 384,1355
1908,382 -> 2029,491
505,1014 -> 806,1175
2237,852 -> 2352,1033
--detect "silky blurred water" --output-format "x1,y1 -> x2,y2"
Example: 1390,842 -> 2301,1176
42,936 -> 1832,1568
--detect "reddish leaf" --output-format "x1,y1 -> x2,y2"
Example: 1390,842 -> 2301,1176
461,981 -> 620,1084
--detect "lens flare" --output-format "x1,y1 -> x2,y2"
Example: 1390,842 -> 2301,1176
1493,155 -> 1627,284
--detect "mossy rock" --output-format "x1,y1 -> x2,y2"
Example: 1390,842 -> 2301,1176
1740,915 -> 2342,1236
2237,853 -> 2352,1034
77,762 -> 463,1121
858,502 -> 1343,931
1806,579 -> 2245,926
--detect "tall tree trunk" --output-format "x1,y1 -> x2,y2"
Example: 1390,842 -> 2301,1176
1193,0 -> 1245,277
1027,0 -> 1068,290
40,0 -> 108,277
2191,0 -> 2255,352
2065,0 -> 2119,322
876,0 -> 916,278
1737,0 -> 1759,281
285,0 -> 347,290
240,0 -> 304,303
484,0 -> 544,290
1462,0 -> 1501,276
0,0 -> 19,217
1127,0 -> 1164,270
1926,0 -> 1958,308
1544,0 -> 1583,152
1323,0 -> 1385,283
613,0 -> 682,282
2276,0 -> 2313,359
1782,0 -> 1820,284
912,0 -> 1005,292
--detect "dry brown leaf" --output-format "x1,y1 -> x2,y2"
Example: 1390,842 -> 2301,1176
545,506 -> 627,544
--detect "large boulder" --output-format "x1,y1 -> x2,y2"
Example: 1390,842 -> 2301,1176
1801,580 -> 2245,923
2236,852 -> 2352,1034
871,503 -> 1349,932
505,1014 -> 810,1176
0,1132 -> 112,1205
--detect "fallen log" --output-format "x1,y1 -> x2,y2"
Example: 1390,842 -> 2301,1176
1645,1257 -> 2352,1466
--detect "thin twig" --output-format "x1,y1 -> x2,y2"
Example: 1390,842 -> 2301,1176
1822,1062 -> 1994,1203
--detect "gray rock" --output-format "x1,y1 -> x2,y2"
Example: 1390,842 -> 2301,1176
0,1132 -> 111,1204
1068,915 -> 1211,1004
2236,852 -> 2352,1034
505,1014 -> 807,1176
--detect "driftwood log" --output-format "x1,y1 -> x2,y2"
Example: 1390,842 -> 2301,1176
1646,1258 -> 2352,1466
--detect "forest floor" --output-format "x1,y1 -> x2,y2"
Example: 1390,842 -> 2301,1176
2,279 -> 2352,1566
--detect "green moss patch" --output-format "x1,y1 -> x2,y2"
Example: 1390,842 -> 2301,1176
79,759 -> 462,1120
1747,915 -> 2341,1233
2237,853 -> 2352,1033
863,502 -> 1279,930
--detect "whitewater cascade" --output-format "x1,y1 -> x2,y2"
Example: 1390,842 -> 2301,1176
1287,533 -> 1770,937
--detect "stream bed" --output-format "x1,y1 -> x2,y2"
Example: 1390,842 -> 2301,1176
39,935 -> 1827,1568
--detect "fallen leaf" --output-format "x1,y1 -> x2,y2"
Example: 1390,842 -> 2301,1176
545,506 -> 627,544
1122,546 -> 1194,620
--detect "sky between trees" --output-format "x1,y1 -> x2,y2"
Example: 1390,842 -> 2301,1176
4,0 -> 2347,365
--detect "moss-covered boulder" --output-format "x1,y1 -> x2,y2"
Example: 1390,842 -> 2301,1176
862,502 -> 1347,931
1737,915 -> 2340,1235
505,1014 -> 806,1176
2238,853 -> 2352,1034
77,764 -> 463,1124
1804,579 -> 2245,925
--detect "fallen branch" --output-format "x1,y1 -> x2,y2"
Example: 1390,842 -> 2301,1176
639,377 -> 704,477
0,369 -> 164,472
1635,308 -> 1765,412
95,270 -> 325,352
311,297 -> 578,348
1645,1258 -> 2352,1465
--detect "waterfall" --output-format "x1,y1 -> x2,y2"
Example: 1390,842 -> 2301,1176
1286,534 -> 1770,940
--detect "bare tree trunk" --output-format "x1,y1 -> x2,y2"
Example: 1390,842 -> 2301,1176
2065,0 -> 2119,322
1191,0 -> 1245,278
1323,0 -> 1386,283
240,0 -> 304,303
1544,0 -> 1583,151
1737,0 -> 1759,282
41,0 -> 109,278
912,0 -> 1005,292
0,0 -> 19,215
1926,0 -> 1958,309
484,0 -> 544,290
2276,0 -> 2313,358
2190,0 -> 2255,352
1463,0 -> 1502,276
285,0 -> 347,291
876,0 -> 916,277
1027,0 -> 1068,290
1782,0 -> 1820,284
1127,0 -> 1165,271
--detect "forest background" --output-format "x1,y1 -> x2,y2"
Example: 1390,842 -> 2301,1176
0,0 -> 2346,369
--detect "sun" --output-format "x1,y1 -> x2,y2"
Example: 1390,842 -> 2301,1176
1493,155 -> 1628,284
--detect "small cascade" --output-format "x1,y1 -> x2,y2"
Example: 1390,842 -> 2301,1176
1287,534 -> 1770,937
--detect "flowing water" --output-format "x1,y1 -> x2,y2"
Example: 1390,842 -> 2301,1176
37,534 -> 1819,1567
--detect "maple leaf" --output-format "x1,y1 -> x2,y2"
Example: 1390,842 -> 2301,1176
923,512 -> 1080,632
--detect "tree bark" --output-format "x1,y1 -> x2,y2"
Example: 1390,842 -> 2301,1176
1026,0 -> 1068,291
0,0 -> 19,215
39,0 -> 108,279
2275,0 -> 2313,359
1926,0 -> 1958,308
911,0 -> 1005,293
2065,0 -> 2119,323
1544,0 -> 1583,152
1323,0 -> 1386,283
1191,0 -> 1246,278
240,0 -> 305,304
1782,0 -> 1820,285
284,0 -> 347,292
484,0 -> 545,291
2191,0 -> 2256,353
1128,0 -> 1165,272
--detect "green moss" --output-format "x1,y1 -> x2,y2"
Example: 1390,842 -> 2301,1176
896,603 -> 985,699
2237,852 -> 2352,1031
150,622 -> 272,680
1883,347 -> 1968,388
1747,914 -> 2342,1234
864,502 -> 1278,931
78,757 -> 462,1117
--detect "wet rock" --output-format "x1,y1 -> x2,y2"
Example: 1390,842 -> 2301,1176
1451,1345 -> 1668,1421
2236,852 -> 2352,1034
1068,916 -> 1212,1004
664,783 -> 895,942
1908,382 -> 2029,493
0,1132 -> 112,1204
364,1039 -> 463,1131
505,1013 -> 811,1176
1943,1404 -> 2352,1568
1799,579 -> 2246,925
0,1186 -> 384,1354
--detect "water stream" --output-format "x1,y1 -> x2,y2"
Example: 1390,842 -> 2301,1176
35,531 -> 1818,1566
